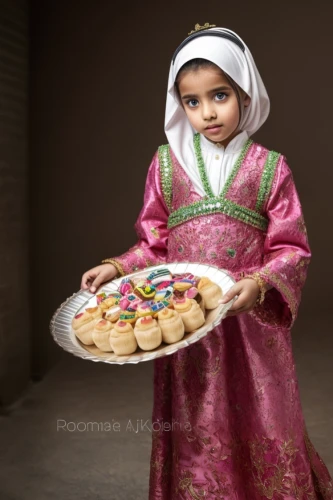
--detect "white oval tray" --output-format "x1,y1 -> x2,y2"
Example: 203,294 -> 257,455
50,262 -> 235,365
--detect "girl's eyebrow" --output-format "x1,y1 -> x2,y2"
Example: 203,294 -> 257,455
181,86 -> 232,100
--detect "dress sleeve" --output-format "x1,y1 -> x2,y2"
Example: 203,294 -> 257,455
102,151 -> 170,276
249,155 -> 311,329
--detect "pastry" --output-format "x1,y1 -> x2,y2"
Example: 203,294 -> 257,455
74,318 -> 100,345
197,277 -> 223,309
157,308 -> 185,344
85,306 -> 103,321
104,305 -> 122,323
110,321 -> 138,355
186,287 -> 205,314
174,298 -> 205,332
99,296 -> 117,311
119,309 -> 137,324
96,292 -> 107,305
119,278 -> 133,295
134,316 -> 162,350
119,296 -> 130,310
147,268 -> 173,285
173,281 -> 193,292
72,311 -> 92,330
136,303 -> 154,317
134,283 -> 156,300
92,319 -> 114,352
107,292 -> 122,304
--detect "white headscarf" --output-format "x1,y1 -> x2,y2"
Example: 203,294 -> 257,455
164,27 -> 270,193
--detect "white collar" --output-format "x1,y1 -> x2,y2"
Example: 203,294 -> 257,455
200,130 -> 249,154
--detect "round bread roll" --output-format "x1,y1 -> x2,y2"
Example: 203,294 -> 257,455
197,277 -> 223,309
110,321 -> 138,355
85,306 -> 103,320
157,308 -> 185,344
74,318 -> 99,345
92,319 -> 114,352
174,298 -> 205,332
72,311 -> 91,330
134,317 -> 162,351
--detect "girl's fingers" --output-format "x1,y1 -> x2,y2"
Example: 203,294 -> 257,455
81,272 -> 94,290
90,272 -> 107,293
219,283 -> 242,304
226,305 -> 248,316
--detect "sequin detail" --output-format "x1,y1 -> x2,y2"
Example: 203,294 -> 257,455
158,144 -> 173,211
168,196 -> 269,230
255,150 -> 280,212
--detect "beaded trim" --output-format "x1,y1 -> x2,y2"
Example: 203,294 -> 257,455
158,144 -> 173,211
193,133 -> 253,198
255,150 -> 280,212
167,196 -> 269,230
159,136 -> 280,231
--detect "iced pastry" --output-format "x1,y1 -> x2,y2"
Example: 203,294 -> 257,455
157,308 -> 185,344
186,287 -> 205,314
104,305 -> 122,323
119,296 -> 130,310
136,303 -> 154,317
147,268 -> 173,285
197,277 -> 223,309
173,281 -> 193,293
119,278 -> 133,295
119,310 -> 137,324
92,319 -> 114,352
174,298 -> 205,332
134,316 -> 162,351
99,296 -> 117,311
134,284 -> 156,300
96,292 -> 107,305
110,321 -> 138,355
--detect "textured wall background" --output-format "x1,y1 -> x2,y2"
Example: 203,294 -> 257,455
0,0 -> 29,407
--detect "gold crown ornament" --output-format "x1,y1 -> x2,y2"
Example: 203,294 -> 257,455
188,23 -> 216,35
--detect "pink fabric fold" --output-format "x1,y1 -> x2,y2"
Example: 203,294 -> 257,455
107,143 -> 332,499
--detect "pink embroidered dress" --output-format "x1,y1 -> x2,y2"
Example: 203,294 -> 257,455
107,137 -> 333,499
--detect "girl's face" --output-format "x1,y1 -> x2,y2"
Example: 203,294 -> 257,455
177,66 -> 250,147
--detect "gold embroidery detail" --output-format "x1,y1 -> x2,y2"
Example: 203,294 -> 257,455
101,258 -> 125,277
150,227 -> 160,239
188,23 -> 216,35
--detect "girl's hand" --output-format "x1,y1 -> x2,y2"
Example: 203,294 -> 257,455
80,264 -> 117,294
218,278 -> 260,317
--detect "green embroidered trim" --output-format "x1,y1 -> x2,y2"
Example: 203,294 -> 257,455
158,144 -> 173,211
167,196 -> 269,231
193,133 -> 253,199
255,150 -> 280,212
220,138 -> 254,198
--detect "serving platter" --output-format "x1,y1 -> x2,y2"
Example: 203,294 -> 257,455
50,262 -> 236,365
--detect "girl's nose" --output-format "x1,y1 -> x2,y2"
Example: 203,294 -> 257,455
202,102 -> 217,120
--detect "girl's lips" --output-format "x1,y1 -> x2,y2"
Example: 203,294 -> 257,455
205,125 -> 222,133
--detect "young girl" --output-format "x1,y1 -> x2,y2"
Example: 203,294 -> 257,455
81,26 -> 333,499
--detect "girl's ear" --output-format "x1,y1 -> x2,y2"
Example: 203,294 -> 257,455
243,94 -> 251,107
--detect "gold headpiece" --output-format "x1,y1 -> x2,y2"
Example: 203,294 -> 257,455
188,23 -> 216,36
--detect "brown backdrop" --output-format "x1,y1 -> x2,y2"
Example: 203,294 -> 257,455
30,0 -> 333,378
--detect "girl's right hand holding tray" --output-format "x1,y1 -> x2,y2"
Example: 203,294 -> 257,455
81,263 -> 117,294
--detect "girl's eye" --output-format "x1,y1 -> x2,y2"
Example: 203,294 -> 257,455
187,99 -> 199,108
215,92 -> 227,101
